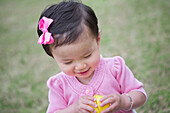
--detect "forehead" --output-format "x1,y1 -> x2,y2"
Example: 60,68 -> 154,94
51,31 -> 97,59
51,24 -> 97,48
72,24 -> 96,42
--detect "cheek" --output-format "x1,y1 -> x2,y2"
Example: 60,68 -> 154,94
58,64 -> 74,75
94,57 -> 100,67
53,58 -> 73,74
90,52 -> 100,68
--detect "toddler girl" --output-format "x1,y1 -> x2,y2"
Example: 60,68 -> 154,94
37,1 -> 147,113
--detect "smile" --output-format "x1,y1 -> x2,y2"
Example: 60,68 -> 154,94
76,68 -> 90,75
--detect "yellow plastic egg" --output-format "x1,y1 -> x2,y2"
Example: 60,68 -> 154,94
90,95 -> 110,113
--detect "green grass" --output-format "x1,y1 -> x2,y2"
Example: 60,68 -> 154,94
0,0 -> 169,113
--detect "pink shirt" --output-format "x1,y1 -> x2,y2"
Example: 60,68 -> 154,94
46,56 -> 147,113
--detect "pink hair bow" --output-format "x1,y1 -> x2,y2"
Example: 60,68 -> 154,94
38,16 -> 54,45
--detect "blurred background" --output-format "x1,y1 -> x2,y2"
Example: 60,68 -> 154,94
0,0 -> 169,113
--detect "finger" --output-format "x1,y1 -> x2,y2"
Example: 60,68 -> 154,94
80,108 -> 92,113
100,97 -> 115,107
98,92 -> 104,95
80,104 -> 96,113
102,102 -> 119,113
82,95 -> 96,101
85,100 -> 98,108
80,97 -> 98,109
100,94 -> 114,102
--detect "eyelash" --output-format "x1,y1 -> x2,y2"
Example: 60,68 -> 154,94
84,54 -> 92,58
64,61 -> 72,65
63,54 -> 92,64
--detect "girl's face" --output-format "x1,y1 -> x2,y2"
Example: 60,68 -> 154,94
51,29 -> 100,84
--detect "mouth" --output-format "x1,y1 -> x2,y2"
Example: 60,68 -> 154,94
76,68 -> 90,75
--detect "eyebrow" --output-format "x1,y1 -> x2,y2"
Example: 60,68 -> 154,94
82,49 -> 92,56
61,48 -> 94,61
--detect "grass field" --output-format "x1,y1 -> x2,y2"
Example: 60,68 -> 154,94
0,0 -> 169,113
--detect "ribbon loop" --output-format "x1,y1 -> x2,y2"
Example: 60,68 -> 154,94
38,16 -> 54,45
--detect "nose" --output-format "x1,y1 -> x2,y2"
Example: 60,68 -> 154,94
75,63 -> 87,70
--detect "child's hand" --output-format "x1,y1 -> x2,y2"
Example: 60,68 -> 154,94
74,95 -> 97,113
99,93 -> 121,113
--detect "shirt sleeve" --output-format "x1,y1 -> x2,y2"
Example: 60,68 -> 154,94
110,56 -> 147,100
46,75 -> 67,113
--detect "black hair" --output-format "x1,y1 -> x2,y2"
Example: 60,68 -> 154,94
37,0 -> 99,57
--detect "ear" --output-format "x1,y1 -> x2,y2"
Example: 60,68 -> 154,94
97,31 -> 101,47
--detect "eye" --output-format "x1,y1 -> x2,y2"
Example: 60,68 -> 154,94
84,54 -> 92,58
64,61 -> 72,65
